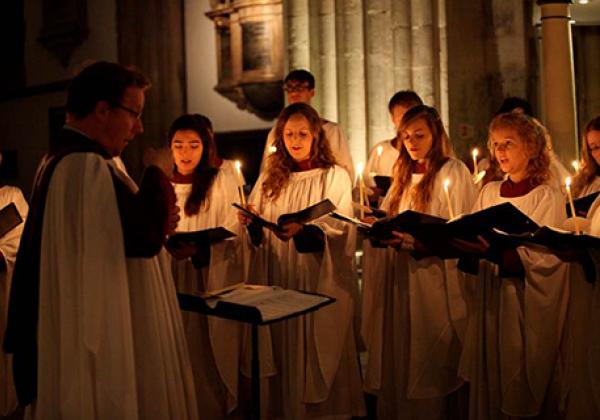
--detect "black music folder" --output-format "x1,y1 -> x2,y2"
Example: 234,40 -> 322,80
0,203 -> 23,238
492,225 -> 600,251
167,226 -> 236,248
567,191 -> 600,218
233,199 -> 336,234
374,175 -> 392,194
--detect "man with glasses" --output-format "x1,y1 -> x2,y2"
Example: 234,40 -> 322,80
260,69 -> 354,179
4,61 -> 198,419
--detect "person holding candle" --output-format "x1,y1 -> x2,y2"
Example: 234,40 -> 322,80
361,104 -> 476,418
238,102 -> 365,419
165,114 -> 246,418
456,112 -> 569,419
363,90 -> 424,202
571,116 -> 600,198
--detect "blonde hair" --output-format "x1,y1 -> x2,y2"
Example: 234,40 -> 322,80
487,112 -> 550,187
261,103 -> 336,201
387,105 -> 455,213
572,116 -> 600,197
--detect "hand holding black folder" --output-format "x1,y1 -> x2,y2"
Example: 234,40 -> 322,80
566,191 -> 600,218
233,199 -> 336,234
0,203 -> 23,238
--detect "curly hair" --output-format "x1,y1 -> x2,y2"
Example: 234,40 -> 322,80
261,103 -> 336,201
387,105 -> 455,213
487,112 -> 550,187
573,116 -> 600,197
168,114 -> 220,216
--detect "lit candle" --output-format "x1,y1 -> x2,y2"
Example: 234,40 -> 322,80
572,160 -> 580,174
357,162 -> 366,219
374,145 -> 383,174
269,145 -> 277,155
565,176 -> 580,234
472,148 -> 479,176
234,160 -> 247,207
443,178 -> 455,219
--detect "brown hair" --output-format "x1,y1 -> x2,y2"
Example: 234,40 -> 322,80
387,105 -> 455,213
487,112 -> 550,187
262,103 -> 336,201
573,116 -> 600,196
168,114 -> 220,216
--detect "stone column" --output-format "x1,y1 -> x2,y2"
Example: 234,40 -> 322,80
391,0 -> 411,90
314,0 -> 338,122
337,0 -> 367,166
537,0 -> 578,162
410,1 -> 435,106
365,0 -> 394,148
286,0 -> 310,70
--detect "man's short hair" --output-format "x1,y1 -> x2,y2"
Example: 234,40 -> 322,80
284,69 -> 315,90
495,96 -> 534,118
66,61 -> 150,119
388,90 -> 424,113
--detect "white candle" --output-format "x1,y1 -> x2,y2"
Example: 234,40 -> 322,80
357,162 -> 366,219
443,178 -> 455,219
565,177 -> 580,234
472,148 -> 479,176
374,145 -> 383,174
234,160 -> 247,206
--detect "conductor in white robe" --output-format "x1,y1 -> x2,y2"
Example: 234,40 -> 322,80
3,61 -> 197,419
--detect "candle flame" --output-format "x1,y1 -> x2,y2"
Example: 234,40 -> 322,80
472,148 -> 479,158
572,160 -> 580,172
376,145 -> 383,156
269,145 -> 277,154
565,176 -> 572,188
235,160 -> 242,172
443,178 -> 451,191
356,162 -> 364,175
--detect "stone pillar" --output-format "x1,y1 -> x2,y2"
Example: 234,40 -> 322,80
337,0 -> 367,166
286,0 -> 310,70
436,0 -> 449,126
365,0 -> 394,148
314,0 -> 338,122
537,0 -> 578,162
411,1 -> 435,106
391,0 -> 411,90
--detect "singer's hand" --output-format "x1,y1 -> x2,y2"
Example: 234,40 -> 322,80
237,204 -> 257,225
275,222 -> 303,241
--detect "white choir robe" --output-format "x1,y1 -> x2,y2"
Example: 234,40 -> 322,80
363,139 -> 399,189
361,158 -> 476,419
34,154 -> 198,420
0,186 -> 28,416
171,159 -> 245,417
244,165 -> 365,419
459,182 -> 569,419
259,122 -> 355,181
548,152 -> 571,194
560,194 -> 600,419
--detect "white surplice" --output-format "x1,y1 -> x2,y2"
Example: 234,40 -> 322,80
259,122 -> 355,181
363,139 -> 399,188
171,159 -> 245,418
459,181 -> 569,419
361,158 -> 477,419
245,165 -> 365,419
34,154 -> 197,420
0,186 -> 28,416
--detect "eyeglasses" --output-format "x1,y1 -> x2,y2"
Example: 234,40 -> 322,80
284,84 -> 311,93
112,103 -> 143,119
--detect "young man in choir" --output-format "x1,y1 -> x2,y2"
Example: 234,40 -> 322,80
3,61 -> 198,419
238,102 -> 365,419
0,154 -> 28,418
361,105 -> 476,419
165,114 -> 244,418
362,90 -> 424,199
456,112 -> 568,419
259,69 -> 355,180
572,116 -> 600,198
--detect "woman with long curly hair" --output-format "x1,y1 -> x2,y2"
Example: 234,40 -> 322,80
572,116 -> 600,198
239,102 -> 365,419
166,114 -> 245,418
361,105 -> 476,418
458,112 -> 569,419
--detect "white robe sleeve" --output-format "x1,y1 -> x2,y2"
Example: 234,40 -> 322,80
37,153 -> 138,419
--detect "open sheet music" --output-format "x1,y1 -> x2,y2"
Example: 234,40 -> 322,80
0,203 -> 23,238
167,226 -> 236,248
233,199 -> 336,233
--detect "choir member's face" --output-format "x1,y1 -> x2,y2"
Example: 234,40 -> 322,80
587,130 -> 600,167
171,130 -> 204,175
390,104 -> 411,131
401,118 -> 433,162
490,127 -> 530,180
103,87 -> 145,156
283,114 -> 313,162
284,80 -> 315,105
